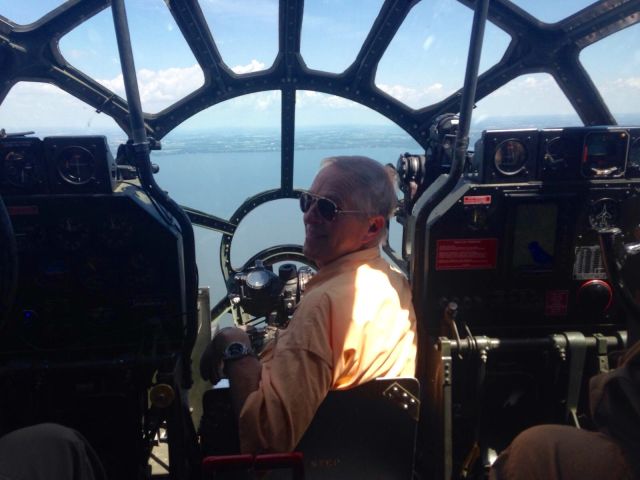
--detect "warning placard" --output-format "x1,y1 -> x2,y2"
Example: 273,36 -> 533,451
7,205 -> 39,216
463,195 -> 492,205
436,238 -> 498,270
545,290 -> 569,316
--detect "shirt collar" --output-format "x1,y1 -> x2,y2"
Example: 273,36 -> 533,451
307,247 -> 381,289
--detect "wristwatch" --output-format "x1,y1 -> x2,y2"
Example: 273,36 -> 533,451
221,342 -> 256,376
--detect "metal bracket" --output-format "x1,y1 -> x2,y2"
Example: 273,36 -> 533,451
593,333 -> 610,374
438,337 -> 454,480
382,381 -> 420,421
562,331 -> 586,428
616,330 -> 628,350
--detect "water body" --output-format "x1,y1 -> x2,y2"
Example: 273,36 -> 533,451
151,125 -> 424,307
28,115 -> 640,312
145,115 -> 640,304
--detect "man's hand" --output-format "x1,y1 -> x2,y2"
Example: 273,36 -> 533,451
199,327 -> 252,385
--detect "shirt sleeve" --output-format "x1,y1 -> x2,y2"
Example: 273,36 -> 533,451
238,298 -> 334,453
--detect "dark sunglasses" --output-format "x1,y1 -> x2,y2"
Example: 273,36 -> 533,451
299,191 -> 365,222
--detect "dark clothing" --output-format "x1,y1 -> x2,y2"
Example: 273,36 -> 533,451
489,424 -> 633,480
491,342 -> 640,480
589,340 -> 640,478
0,424 -> 107,480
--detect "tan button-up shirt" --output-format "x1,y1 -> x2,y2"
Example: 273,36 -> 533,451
238,247 -> 417,453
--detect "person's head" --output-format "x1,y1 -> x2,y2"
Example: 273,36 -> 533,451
301,156 -> 397,268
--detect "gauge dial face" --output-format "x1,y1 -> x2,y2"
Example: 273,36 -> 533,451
588,198 -> 620,230
246,270 -> 272,289
629,137 -> 640,172
56,146 -> 95,185
494,139 -> 527,175
544,137 -> 573,170
3,149 -> 40,187
581,131 -> 628,178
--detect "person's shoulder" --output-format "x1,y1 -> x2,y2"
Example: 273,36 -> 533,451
369,256 -> 410,285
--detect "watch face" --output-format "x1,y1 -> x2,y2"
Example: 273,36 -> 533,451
224,342 -> 250,360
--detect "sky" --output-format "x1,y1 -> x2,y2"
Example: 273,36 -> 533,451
0,0 -> 639,132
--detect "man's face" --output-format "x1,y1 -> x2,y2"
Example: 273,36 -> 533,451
303,164 -> 372,268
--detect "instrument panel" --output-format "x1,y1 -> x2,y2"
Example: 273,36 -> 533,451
0,185 -> 187,358
422,178 -> 640,333
0,136 -> 115,195
472,126 -> 640,183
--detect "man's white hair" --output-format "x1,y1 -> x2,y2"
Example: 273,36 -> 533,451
320,156 -> 397,222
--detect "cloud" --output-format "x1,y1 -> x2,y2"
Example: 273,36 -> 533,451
611,77 -> 640,89
423,35 -> 435,51
296,90 -> 352,109
377,82 -> 449,108
97,64 -> 205,112
252,91 -> 279,110
0,82 -> 122,132
231,59 -> 267,74
474,73 -> 576,115
487,75 -> 555,98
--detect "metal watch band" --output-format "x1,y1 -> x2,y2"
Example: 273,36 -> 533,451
222,342 -> 257,377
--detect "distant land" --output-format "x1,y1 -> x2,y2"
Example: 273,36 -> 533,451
18,112 -> 640,156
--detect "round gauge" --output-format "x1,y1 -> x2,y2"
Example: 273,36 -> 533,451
629,137 -> 640,172
494,139 -> 527,175
544,137 -> 573,170
581,131 -> 627,178
246,270 -> 273,290
56,146 -> 95,185
466,206 -> 488,231
588,198 -> 620,230
3,149 -> 40,187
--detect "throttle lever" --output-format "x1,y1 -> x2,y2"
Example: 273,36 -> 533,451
597,227 -> 640,324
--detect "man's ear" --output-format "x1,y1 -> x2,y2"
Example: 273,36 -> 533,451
363,215 -> 385,243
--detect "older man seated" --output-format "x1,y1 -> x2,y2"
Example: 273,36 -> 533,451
201,155 -> 417,453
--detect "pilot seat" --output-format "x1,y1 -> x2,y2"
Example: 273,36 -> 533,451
200,377 -> 420,479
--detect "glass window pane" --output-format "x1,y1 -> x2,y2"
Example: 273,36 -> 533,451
60,4 -> 204,114
376,0 -> 511,109
59,8 -> 120,80
199,0 -> 278,73
294,90 -> 420,265
150,92 -> 281,219
0,82 -> 125,144
0,1 -> 63,25
231,199 -> 304,270
193,227 -> 226,302
580,24 -> 640,122
471,73 -> 581,145
300,0 -> 384,73
508,0 -> 596,24
294,91 -> 422,189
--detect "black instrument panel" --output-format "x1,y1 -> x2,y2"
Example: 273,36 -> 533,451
423,181 -> 640,333
0,136 -> 115,196
1,187 -> 186,358
472,126 -> 640,183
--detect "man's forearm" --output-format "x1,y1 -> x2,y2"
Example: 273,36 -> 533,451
226,356 -> 262,417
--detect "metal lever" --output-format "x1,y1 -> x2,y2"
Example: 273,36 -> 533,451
598,227 -> 640,321
562,332 -> 587,428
